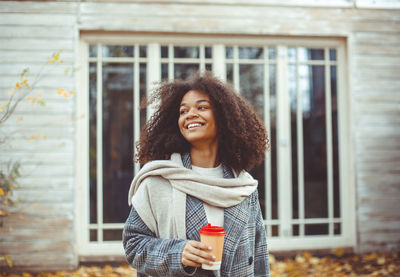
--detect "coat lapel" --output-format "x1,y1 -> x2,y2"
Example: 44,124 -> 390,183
221,196 -> 251,273
185,195 -> 208,240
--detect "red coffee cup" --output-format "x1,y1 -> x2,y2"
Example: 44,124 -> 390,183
199,223 -> 226,270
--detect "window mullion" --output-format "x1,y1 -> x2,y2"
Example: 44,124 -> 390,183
133,45 -> 140,175
147,43 -> 161,120
212,44 -> 226,81
276,45 -> 292,238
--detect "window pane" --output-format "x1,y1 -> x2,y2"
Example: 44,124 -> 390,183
239,64 -> 264,117
89,62 -> 97,224
226,63 -> 233,83
226,47 -> 233,59
331,66 -> 340,218
206,64 -> 212,71
299,48 -> 324,61
305,224 -> 329,235
330,49 -> 337,61
288,47 -> 296,61
292,224 -> 299,236
102,63 -> 134,223
174,46 -> 199,58
103,229 -> 123,241
269,65 -> 278,220
140,63 -> 147,131
205,47 -> 212,59
102,45 -> 134,57
89,45 -> 98,57
300,65 -> 328,219
268,47 -> 276,60
334,223 -> 341,235
140,46 -> 147,58
161,46 -> 168,58
174,64 -> 199,80
161,63 -> 168,80
239,47 -> 263,59
90,230 -> 97,242
289,64 -> 299,219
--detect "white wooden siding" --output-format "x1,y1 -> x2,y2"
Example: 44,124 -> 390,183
0,0 -> 399,271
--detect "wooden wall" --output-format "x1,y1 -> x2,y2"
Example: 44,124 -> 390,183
0,0 -> 399,271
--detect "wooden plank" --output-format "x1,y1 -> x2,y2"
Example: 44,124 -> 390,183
0,26 -> 75,39
0,75 -> 75,88
354,56 -> 400,66
354,32 -> 400,45
0,1 -> 77,13
354,102 -> 400,114
0,14 -> 76,26
0,50 -> 74,63
358,175 -> 400,189
1,226 -> 74,243
0,38 -> 74,51
353,44 -> 400,56
15,177 -> 74,189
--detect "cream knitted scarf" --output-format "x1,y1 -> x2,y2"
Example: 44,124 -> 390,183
128,153 -> 257,238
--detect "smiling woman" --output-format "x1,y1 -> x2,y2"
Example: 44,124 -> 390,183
123,71 -> 270,277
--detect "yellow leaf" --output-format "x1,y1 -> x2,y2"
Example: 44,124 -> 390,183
0,187 -> 4,196
15,82 -> 22,89
25,84 -> 31,88
63,92 -> 69,98
8,90 -> 13,96
18,214 -> 24,219
9,226 -> 13,232
37,93 -> 43,99
104,264 -> 113,272
69,90 -> 76,95
334,247 -> 345,257
22,79 -> 28,84
57,88 -> 65,95
5,254 -> 13,267
23,273 -> 33,277
59,59 -> 64,63
16,117 -> 24,124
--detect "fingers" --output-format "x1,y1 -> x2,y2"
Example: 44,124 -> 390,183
181,240 -> 216,267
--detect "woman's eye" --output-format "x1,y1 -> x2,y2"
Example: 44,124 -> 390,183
179,109 -> 187,115
198,106 -> 208,110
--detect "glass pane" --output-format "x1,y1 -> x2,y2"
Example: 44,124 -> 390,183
289,64 -> 298,219
102,45 -> 133,58
300,65 -> 328,218
268,47 -> 276,60
90,230 -> 97,242
161,63 -> 168,80
288,47 -> 296,61
331,66 -> 340,218
305,224 -> 329,235
174,64 -> 199,80
161,46 -> 168,58
174,46 -> 199,58
205,47 -> 212,59
102,63 -> 134,223
239,64 -> 264,117
89,45 -> 98,57
299,48 -> 324,61
251,162 -> 265,218
103,229 -> 123,241
226,47 -> 233,59
89,62 -> 97,224
140,63 -> 147,131
292,224 -> 299,236
269,65 -> 278,220
330,49 -> 337,61
334,223 -> 341,235
140,46 -> 147,58
239,47 -> 263,59
226,63 -> 233,83
272,225 -> 279,237
205,64 -> 212,71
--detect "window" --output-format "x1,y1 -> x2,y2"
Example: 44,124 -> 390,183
77,36 -> 353,255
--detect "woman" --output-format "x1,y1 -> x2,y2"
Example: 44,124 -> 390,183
123,72 -> 270,277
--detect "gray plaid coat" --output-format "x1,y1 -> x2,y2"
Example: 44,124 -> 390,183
123,154 -> 270,277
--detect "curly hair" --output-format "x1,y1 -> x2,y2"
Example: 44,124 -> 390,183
136,71 -> 268,173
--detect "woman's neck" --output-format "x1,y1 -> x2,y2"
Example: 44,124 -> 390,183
190,144 -> 219,168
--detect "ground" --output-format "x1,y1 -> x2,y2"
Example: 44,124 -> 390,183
1,251 -> 399,277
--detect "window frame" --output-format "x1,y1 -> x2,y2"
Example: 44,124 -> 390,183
76,34 -> 355,256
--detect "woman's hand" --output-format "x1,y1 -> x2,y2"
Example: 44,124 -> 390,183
181,240 -> 216,267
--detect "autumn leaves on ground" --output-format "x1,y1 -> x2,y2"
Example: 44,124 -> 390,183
1,250 -> 399,277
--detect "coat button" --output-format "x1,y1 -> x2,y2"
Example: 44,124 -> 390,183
249,256 -> 253,265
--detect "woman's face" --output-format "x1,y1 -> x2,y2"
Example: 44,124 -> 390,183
178,90 -> 218,147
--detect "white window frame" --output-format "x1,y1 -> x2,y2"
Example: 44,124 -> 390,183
76,34 -> 355,256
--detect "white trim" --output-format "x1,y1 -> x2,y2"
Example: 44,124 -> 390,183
276,45 -> 293,238
212,44 -> 226,81
268,235 -> 354,251
133,45 -> 141,175
355,0 -> 400,9
147,43 -> 161,120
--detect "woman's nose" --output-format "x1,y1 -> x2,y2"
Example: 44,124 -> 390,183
187,108 -> 199,118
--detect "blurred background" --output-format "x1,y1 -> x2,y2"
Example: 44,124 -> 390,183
0,0 -> 399,274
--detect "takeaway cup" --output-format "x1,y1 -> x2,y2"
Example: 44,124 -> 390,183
199,223 -> 226,270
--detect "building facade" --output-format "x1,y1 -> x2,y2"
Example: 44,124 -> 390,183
0,0 -> 399,271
